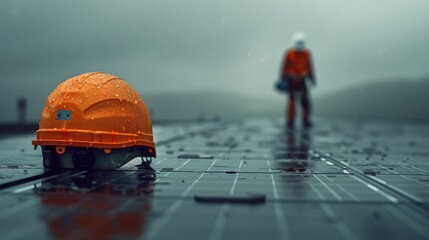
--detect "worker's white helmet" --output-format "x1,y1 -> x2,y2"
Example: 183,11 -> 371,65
292,32 -> 306,50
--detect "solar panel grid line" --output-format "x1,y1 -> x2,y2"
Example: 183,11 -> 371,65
85,170 -> 137,193
1,170 -> 85,194
311,174 -> 344,201
290,122 -> 428,206
350,174 -> 399,203
397,162 -> 429,174
265,160 -> 279,199
266,158 -> 291,240
324,151 -> 429,209
379,165 -> 429,188
307,179 -> 327,201
82,195 -> 413,205
351,172 -> 429,176
143,159 -> 218,240
0,170 -> 64,191
228,159 -> 243,196
12,184 -> 36,193
152,159 -> 163,166
321,175 -> 360,201
377,182 -> 424,204
305,167 -> 360,240
154,159 -> 192,182
208,204 -> 229,240
208,159 -> 243,240
309,148 -> 407,205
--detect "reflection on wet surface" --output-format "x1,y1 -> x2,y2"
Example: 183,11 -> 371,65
38,170 -> 155,239
1,119 -> 429,239
274,129 -> 311,172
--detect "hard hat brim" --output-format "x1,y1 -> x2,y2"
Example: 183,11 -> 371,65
32,128 -> 156,156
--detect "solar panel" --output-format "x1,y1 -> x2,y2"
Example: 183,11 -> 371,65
0,118 -> 429,239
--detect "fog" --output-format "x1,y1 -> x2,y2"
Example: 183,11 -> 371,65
1,0 -> 429,122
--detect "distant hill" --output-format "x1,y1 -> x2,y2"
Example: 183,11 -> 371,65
314,78 -> 429,121
1,77 -> 426,124
143,77 -> 429,122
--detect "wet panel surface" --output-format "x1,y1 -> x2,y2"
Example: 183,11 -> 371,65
1,118 -> 429,239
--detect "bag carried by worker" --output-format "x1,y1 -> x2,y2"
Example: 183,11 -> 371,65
274,78 -> 288,92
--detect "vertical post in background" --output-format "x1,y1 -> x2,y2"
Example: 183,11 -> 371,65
17,97 -> 27,123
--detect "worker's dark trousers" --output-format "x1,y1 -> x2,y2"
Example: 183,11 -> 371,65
286,90 -> 310,124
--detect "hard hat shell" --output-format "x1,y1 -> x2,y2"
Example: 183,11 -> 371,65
32,72 -> 156,166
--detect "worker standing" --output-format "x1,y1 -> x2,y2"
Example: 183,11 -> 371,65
280,32 -> 316,128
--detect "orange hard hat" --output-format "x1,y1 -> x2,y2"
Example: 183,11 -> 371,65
32,72 -> 156,169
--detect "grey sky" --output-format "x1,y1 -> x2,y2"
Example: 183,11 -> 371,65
1,0 -> 429,122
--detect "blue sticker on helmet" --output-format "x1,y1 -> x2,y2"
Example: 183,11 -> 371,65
56,110 -> 71,120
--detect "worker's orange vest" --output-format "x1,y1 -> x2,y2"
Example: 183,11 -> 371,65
282,49 -> 312,78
